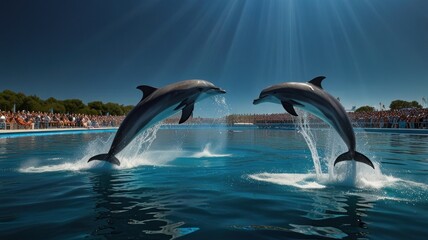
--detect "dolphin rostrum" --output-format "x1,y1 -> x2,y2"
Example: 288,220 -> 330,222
253,76 -> 374,169
88,79 -> 226,166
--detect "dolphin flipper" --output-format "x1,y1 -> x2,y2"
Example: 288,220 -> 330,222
88,154 -> 121,166
334,151 -> 374,169
281,101 -> 298,116
174,99 -> 187,111
179,103 -> 194,124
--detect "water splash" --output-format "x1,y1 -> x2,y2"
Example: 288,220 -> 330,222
116,123 -> 163,168
19,133 -> 116,173
292,109 -> 388,187
191,95 -> 230,156
249,171 -> 428,202
294,111 -> 322,176
213,95 -> 231,122
19,97 -> 232,173
19,123 -> 171,173
191,143 -> 231,158
250,110 -> 428,194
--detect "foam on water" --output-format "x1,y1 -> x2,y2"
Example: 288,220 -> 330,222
249,110 -> 428,196
249,172 -> 427,191
19,123 -> 173,173
191,143 -> 231,158
250,173 -> 326,189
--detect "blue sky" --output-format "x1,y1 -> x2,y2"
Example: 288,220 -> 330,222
1,0 -> 427,115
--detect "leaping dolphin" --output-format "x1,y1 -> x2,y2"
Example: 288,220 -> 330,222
88,79 -> 226,166
253,76 -> 374,169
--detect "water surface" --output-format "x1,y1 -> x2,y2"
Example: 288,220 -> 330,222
0,127 -> 427,239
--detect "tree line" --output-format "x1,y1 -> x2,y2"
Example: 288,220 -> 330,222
1,89 -> 422,115
0,89 -> 134,115
355,100 -> 423,113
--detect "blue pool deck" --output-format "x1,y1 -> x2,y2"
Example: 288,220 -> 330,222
0,127 -> 118,138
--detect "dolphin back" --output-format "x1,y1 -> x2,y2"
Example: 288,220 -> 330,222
334,151 -> 374,169
88,154 -> 121,166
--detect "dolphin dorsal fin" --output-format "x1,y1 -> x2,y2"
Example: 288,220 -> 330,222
179,103 -> 194,124
281,101 -> 298,116
136,85 -> 158,101
308,76 -> 326,89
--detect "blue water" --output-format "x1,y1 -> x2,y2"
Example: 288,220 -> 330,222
1,127 -> 427,239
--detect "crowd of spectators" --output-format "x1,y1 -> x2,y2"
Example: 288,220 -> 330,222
227,108 -> 428,129
2,108 -> 428,131
349,108 -> 428,129
0,110 -> 125,130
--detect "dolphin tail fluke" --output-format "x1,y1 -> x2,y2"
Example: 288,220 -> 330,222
334,151 -> 374,169
88,154 -> 121,166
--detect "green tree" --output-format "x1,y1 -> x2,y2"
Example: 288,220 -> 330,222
1,90 -> 25,110
63,99 -> 86,113
1,90 -> 18,103
52,103 -> 66,113
45,97 -> 58,104
88,101 -> 106,115
43,97 -> 68,113
0,99 -> 12,111
0,89 -> 133,115
355,105 -> 375,113
79,107 -> 98,115
20,96 -> 43,111
390,100 -> 422,110
105,102 -> 124,115
121,105 -> 134,115
410,101 -> 422,108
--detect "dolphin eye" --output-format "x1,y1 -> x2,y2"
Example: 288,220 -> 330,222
198,87 -> 203,91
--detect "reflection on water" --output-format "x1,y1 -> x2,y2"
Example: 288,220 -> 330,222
298,191 -> 374,239
388,134 -> 428,155
89,172 -> 188,239
230,191 -> 375,239
377,133 -> 428,176
88,171 -> 202,239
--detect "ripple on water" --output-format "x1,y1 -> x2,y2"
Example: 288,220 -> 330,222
1,127 -> 428,239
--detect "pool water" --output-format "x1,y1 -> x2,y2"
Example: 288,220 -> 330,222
0,127 -> 427,239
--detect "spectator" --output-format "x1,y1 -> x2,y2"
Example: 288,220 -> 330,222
0,111 -> 6,129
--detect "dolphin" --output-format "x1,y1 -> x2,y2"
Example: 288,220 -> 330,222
253,76 -> 374,169
88,79 -> 226,166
